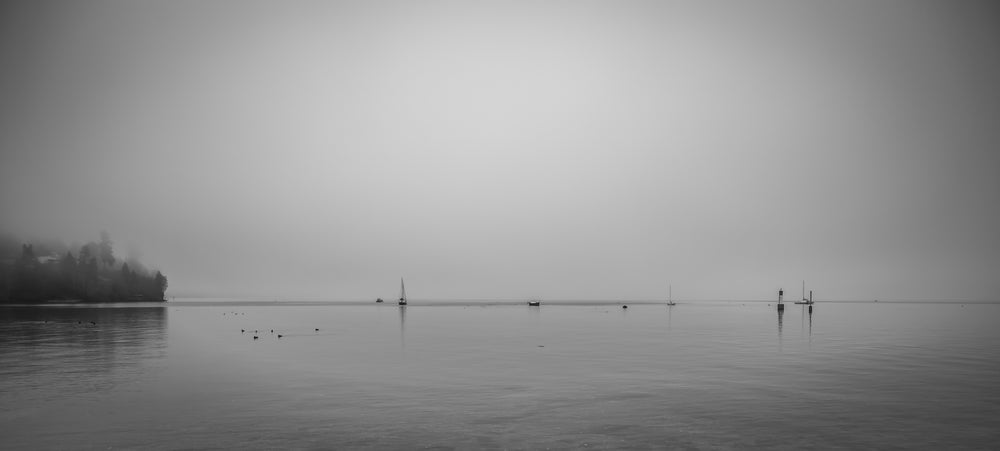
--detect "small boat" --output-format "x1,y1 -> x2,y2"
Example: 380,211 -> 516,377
375,298 -> 384,303
794,281 -> 814,304
666,284 -> 676,306
528,300 -> 541,306
398,278 -> 407,306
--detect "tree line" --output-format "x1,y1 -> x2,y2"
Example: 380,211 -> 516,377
0,232 -> 167,303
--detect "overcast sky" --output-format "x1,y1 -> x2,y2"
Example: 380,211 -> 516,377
1,0 -> 998,301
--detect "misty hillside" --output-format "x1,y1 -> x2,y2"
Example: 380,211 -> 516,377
0,232 -> 167,303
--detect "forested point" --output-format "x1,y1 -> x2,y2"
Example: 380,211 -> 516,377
0,232 -> 167,303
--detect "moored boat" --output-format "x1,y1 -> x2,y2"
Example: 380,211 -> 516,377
794,281 -> 814,304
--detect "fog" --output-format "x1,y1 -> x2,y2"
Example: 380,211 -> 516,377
2,1 -> 998,301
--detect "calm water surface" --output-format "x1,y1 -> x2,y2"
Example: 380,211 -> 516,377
1,301 -> 998,449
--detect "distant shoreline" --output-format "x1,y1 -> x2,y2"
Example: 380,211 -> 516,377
140,298 -> 998,307
4,297 -> 993,308
1,298 -> 166,305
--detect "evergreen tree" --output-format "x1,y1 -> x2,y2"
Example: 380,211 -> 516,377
11,244 -> 41,301
98,231 -> 115,267
154,271 -> 168,300
79,245 -> 92,268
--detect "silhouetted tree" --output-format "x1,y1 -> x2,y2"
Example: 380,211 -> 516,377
79,245 -> 92,269
84,257 -> 98,280
10,244 -> 42,301
154,271 -> 168,300
98,231 -> 115,267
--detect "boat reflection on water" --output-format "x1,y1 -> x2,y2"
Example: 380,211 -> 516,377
398,302 -> 406,349
667,302 -> 673,331
777,306 -> 784,352
809,305 -> 812,338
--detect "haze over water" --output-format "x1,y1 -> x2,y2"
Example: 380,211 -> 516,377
2,300 -> 997,449
3,0 -> 999,302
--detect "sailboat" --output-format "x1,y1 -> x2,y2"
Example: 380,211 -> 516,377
666,284 -> 676,306
398,278 -> 407,306
794,281 -> 813,304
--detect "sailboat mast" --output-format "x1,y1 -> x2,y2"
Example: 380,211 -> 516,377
400,278 -> 406,301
